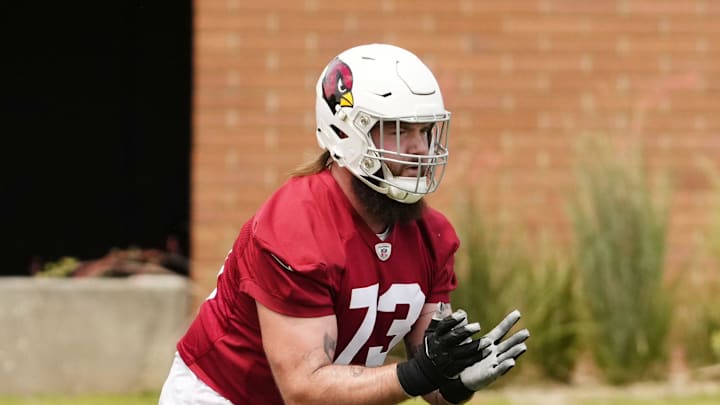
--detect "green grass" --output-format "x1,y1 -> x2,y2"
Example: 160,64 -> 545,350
403,397 -> 720,405
2,389 -> 719,405
580,396 -> 720,405
401,386 -> 720,405
0,392 -> 158,405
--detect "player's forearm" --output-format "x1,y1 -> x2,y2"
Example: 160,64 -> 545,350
278,363 -> 410,405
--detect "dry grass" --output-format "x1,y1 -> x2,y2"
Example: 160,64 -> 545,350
399,379 -> 720,405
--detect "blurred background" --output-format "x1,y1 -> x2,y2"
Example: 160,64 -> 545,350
4,1 -> 191,277
3,0 -> 720,403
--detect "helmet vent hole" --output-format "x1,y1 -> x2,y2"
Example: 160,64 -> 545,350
330,125 -> 348,139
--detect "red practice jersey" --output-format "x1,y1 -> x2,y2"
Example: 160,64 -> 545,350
177,170 -> 460,404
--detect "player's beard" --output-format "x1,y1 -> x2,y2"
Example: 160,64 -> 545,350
351,176 -> 426,226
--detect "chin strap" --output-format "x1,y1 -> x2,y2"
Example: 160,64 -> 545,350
387,186 -> 423,204
386,177 -> 427,204
356,168 -> 427,204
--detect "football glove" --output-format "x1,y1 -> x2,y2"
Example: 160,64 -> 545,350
397,306 -> 491,396
439,309 -> 530,404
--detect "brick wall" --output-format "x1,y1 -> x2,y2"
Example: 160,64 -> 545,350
192,0 -> 720,305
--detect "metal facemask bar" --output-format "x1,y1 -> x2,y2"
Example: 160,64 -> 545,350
364,115 -> 450,195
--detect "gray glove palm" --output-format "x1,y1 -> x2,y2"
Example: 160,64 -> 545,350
439,310 -> 529,404
459,309 -> 529,390
397,307 -> 490,396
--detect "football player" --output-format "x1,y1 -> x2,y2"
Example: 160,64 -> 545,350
159,43 -> 529,405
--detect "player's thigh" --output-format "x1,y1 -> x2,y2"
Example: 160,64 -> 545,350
159,352 -> 233,405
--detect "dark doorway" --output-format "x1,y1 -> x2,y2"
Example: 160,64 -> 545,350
3,2 -> 192,276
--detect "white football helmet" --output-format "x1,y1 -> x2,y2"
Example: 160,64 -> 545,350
315,43 -> 450,204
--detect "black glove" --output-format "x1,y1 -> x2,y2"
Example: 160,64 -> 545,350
397,308 -> 490,396
439,310 -> 530,404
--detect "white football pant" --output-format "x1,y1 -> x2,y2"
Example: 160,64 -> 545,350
159,352 -> 233,405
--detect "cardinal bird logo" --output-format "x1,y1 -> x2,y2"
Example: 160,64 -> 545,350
322,58 -> 354,113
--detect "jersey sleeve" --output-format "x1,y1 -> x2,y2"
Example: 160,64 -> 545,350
426,250 -> 458,304
237,175 -> 345,318
421,208 -> 461,303
238,235 -> 335,318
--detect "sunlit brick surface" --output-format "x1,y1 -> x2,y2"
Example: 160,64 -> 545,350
192,0 -> 720,304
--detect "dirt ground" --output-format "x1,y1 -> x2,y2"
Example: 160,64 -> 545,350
459,361 -> 720,405
482,379 -> 720,405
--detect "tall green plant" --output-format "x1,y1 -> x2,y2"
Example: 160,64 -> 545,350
523,253 -> 580,383
570,134 -> 672,384
706,162 -> 720,362
702,159 -> 720,266
451,195 -> 580,383
681,159 -> 720,366
451,195 -> 511,331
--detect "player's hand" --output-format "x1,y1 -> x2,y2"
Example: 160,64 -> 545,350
397,306 -> 491,396
439,310 -> 530,404
461,309 -> 529,389
423,307 -> 493,379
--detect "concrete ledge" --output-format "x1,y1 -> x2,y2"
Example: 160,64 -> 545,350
0,274 -> 191,394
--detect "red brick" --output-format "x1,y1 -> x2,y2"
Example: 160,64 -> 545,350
192,0 -> 720,298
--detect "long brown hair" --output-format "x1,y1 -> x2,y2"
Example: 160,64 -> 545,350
289,150 -> 333,177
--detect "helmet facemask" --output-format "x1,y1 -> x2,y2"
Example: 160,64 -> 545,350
357,114 -> 450,204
